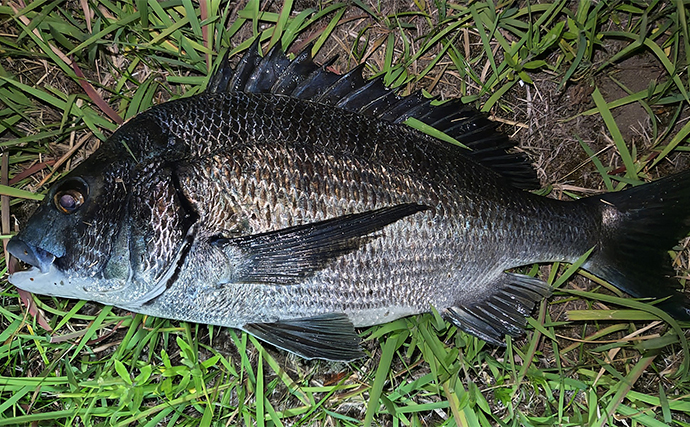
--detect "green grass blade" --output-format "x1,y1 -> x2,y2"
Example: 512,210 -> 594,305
591,88 -> 637,179
363,336 -> 398,427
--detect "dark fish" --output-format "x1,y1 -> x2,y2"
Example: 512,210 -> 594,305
7,40 -> 690,361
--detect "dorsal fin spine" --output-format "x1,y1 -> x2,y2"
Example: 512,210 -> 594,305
206,42 -> 540,190
290,57 -> 339,99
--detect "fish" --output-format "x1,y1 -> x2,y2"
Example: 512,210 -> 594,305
6,39 -> 690,361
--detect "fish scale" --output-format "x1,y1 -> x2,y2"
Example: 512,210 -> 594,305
147,93 -> 587,320
7,42 -> 690,360
184,146 -> 426,232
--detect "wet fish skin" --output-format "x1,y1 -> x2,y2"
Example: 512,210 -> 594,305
7,44 -> 690,360
136,91 -> 584,317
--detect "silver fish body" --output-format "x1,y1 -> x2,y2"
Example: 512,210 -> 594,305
142,92 -> 583,317
8,44 -> 690,360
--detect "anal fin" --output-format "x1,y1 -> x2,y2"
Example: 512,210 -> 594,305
244,313 -> 364,361
446,273 -> 551,345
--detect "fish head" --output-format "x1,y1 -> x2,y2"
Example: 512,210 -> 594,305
7,117 -> 196,307
7,146 -> 136,300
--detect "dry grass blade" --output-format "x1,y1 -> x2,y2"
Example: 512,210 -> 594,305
35,133 -> 92,188
71,62 -> 123,125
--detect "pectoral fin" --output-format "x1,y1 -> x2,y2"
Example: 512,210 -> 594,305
216,203 -> 428,285
445,273 -> 551,345
244,313 -> 364,361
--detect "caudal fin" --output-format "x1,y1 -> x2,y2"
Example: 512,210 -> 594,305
582,170 -> 690,319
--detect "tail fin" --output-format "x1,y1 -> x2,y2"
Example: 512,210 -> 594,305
582,170 -> 690,319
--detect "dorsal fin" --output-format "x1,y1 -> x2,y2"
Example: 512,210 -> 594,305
208,42 -> 540,190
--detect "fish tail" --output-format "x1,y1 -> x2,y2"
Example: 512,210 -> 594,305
582,170 -> 690,319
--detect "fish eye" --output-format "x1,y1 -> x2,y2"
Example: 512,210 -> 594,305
53,178 -> 88,215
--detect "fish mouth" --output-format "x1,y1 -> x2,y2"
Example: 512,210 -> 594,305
7,237 -> 56,274
7,236 -> 131,303
6,246 -> 86,301
6,237 -> 79,299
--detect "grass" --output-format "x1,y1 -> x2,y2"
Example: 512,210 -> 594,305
1,0 -> 690,425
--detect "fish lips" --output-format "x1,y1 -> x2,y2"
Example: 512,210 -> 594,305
7,237 -> 56,274
8,262 -> 95,301
6,237 -> 67,298
6,242 -> 88,301
7,236 -> 133,303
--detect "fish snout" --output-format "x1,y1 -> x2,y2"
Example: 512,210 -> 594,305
7,237 -> 56,274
